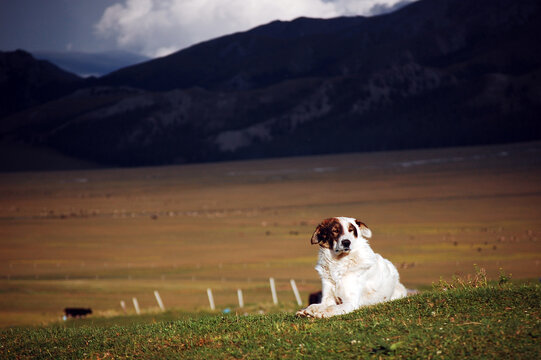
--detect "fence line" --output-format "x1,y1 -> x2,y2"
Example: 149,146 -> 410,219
115,278 -> 308,315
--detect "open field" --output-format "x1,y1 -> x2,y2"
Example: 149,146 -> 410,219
1,142 -> 540,327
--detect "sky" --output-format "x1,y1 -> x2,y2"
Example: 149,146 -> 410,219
0,0 -> 414,58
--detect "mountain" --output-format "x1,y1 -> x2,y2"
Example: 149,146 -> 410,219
33,50 -> 149,77
1,0 -> 540,170
97,0 -> 541,93
0,50 -> 82,119
97,15 -> 369,91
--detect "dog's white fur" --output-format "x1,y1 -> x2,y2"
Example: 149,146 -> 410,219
296,217 -> 407,318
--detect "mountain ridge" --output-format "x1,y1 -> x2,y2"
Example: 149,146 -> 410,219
0,49 -> 82,119
1,0 -> 540,170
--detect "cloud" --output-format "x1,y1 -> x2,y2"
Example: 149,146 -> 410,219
368,0 -> 416,16
95,0 -> 414,58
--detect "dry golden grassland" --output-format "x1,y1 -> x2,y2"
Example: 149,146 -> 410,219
0,142 -> 540,327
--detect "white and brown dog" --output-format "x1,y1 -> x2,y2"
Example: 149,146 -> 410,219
296,217 -> 407,318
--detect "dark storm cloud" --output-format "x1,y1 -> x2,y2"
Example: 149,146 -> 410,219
0,0 -> 115,52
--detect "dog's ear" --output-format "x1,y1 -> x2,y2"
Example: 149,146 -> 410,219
311,218 -> 339,248
355,219 -> 372,238
311,224 -> 322,245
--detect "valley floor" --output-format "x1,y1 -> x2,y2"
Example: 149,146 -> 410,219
0,142 -> 540,327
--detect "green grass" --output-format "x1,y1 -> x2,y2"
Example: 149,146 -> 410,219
2,283 -> 539,359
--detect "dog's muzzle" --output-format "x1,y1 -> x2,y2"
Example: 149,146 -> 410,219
335,239 -> 351,253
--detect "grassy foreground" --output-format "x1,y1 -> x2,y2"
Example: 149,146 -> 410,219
1,283 -> 539,359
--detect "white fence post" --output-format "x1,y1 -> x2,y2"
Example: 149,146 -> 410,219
132,297 -> 141,315
269,277 -> 278,305
120,300 -> 127,313
207,288 -> 216,310
237,289 -> 244,308
290,279 -> 302,306
154,290 -> 165,311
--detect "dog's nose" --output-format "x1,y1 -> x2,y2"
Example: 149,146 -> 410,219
341,239 -> 351,248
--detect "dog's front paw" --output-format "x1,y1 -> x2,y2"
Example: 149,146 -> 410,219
296,304 -> 324,318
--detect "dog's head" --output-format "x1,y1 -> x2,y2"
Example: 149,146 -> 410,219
310,217 -> 372,256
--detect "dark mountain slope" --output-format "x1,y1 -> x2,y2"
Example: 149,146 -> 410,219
97,16 -> 366,92
98,0 -> 541,92
1,0 -> 540,169
0,50 -> 83,119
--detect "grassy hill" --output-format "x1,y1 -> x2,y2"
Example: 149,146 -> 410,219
1,282 -> 539,359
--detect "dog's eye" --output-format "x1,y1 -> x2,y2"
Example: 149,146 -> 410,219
348,224 -> 358,237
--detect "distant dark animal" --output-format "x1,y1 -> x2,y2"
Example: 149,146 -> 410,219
308,291 -> 322,305
64,308 -> 92,318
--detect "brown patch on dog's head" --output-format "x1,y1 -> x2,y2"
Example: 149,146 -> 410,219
348,223 -> 358,238
311,218 -> 343,248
